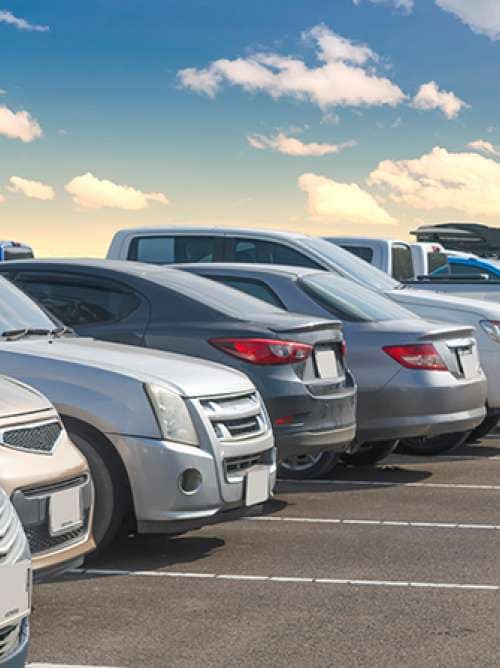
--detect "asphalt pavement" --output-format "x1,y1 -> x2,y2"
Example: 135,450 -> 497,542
28,436 -> 500,668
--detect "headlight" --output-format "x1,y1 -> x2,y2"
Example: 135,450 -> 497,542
480,320 -> 500,344
145,384 -> 199,447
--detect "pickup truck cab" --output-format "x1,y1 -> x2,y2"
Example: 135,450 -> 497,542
327,237 -> 449,281
432,252 -> 500,280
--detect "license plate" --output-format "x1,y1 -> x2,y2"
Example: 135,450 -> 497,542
49,486 -> 83,536
245,467 -> 269,507
0,560 -> 31,627
458,349 -> 478,379
315,349 -> 340,379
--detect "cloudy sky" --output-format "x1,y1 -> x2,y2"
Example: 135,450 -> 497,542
2,0 -> 500,256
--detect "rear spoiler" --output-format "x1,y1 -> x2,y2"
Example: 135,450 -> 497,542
418,325 -> 475,341
269,321 -> 342,335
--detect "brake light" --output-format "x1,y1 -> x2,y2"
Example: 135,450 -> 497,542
382,344 -> 448,371
341,340 -> 347,358
210,338 -> 313,365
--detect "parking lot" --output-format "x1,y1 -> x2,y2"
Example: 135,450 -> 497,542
28,435 -> 500,668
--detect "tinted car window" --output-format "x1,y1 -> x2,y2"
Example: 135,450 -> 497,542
301,273 -> 417,322
213,276 -> 284,307
15,274 -> 141,327
233,239 -> 321,269
129,236 -> 217,264
391,244 -> 414,281
341,245 -> 374,263
449,261 -> 496,278
427,251 -> 449,274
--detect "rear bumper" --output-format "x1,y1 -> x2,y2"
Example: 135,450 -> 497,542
262,373 -> 357,459
356,372 -> 487,442
0,619 -> 29,668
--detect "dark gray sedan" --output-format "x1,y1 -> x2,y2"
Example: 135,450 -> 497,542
0,260 -> 358,478
177,264 -> 487,465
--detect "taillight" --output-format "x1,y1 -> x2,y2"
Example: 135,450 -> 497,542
382,343 -> 448,371
341,340 -> 347,358
210,338 -> 313,365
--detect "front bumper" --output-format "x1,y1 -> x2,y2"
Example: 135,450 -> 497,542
0,619 -> 29,668
108,430 -> 276,535
11,475 -> 95,580
356,370 -> 487,442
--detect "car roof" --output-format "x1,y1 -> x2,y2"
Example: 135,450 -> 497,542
0,257 -> 183,277
175,262 -> 322,278
113,226 -> 311,241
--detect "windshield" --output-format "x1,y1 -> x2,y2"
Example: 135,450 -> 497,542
301,273 -> 416,322
303,237 -> 400,291
0,276 -> 57,333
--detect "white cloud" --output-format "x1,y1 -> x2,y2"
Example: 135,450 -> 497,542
8,176 -> 55,200
368,146 -> 500,218
65,172 -> 169,210
248,132 -> 356,157
178,24 -> 406,110
467,139 -> 500,157
411,81 -> 468,119
0,10 -> 49,32
0,105 -> 43,142
298,172 -> 397,226
435,0 -> 500,40
353,0 -> 414,12
0,89 -> 6,96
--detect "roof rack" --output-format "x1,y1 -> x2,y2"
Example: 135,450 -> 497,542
411,223 -> 500,258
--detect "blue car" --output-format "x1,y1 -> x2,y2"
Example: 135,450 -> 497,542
0,488 -> 31,668
433,254 -> 500,279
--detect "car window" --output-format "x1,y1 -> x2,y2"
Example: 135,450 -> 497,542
449,261 -> 496,278
341,245 -> 374,263
427,251 -> 449,274
129,235 -> 217,264
0,275 -> 57,331
232,238 -> 321,268
210,276 -> 284,308
15,274 -> 141,327
300,273 -> 417,322
391,244 -> 414,281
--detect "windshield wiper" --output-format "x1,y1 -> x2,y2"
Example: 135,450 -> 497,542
1,328 -> 52,341
50,326 -> 75,338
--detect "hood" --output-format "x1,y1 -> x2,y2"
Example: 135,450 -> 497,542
0,375 -> 53,419
1,337 -> 254,398
389,287 -> 500,320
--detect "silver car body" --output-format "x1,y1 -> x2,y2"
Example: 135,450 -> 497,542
0,486 -> 30,668
0,279 -> 275,534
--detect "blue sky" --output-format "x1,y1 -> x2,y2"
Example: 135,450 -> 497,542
1,0 -> 500,255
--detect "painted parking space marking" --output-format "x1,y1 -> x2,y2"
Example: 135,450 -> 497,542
28,665 -> 124,668
278,479 -> 500,490
246,516 -> 500,531
70,568 -> 500,592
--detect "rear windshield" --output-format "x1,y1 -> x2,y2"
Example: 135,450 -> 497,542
427,251 -> 449,274
147,268 -> 284,319
341,245 -> 374,263
301,273 -> 417,322
310,238 -> 400,291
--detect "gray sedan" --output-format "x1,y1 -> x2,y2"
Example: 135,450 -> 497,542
179,264 -> 487,465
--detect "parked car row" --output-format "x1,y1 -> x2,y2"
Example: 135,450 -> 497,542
0,225 -> 494,666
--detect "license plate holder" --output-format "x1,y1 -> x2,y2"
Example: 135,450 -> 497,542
458,348 -> 478,379
315,349 -> 340,379
49,486 -> 83,537
245,466 -> 269,507
0,560 -> 31,627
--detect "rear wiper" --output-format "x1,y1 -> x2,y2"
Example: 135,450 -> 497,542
1,328 -> 52,341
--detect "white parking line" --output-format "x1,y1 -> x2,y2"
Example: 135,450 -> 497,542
28,665 -> 123,668
246,516 -> 500,530
278,479 -> 500,490
70,568 -> 500,592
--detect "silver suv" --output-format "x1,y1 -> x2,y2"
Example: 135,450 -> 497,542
0,486 -> 31,668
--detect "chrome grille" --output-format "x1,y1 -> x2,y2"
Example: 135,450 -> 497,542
200,392 -> 267,442
1,421 -> 62,455
0,624 -> 20,659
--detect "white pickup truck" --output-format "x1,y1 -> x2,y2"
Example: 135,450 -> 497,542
329,236 -> 500,304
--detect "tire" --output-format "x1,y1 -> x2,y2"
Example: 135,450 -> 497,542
278,452 -> 339,480
467,416 -> 499,443
66,425 -> 130,552
340,440 -> 398,467
398,431 -> 470,456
